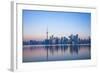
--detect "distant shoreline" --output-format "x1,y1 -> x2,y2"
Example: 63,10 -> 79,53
23,44 -> 90,47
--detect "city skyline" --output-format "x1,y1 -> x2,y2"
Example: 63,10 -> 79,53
23,10 -> 91,41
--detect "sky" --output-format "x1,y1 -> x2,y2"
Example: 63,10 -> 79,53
23,10 -> 91,41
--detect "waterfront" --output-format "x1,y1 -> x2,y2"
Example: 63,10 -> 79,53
23,10 -> 91,62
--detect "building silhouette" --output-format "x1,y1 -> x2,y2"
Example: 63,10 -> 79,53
69,34 -> 79,45
23,28 -> 91,45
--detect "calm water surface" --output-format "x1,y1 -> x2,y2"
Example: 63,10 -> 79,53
23,45 -> 91,62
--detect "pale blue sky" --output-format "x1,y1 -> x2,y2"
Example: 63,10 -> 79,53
23,10 -> 91,40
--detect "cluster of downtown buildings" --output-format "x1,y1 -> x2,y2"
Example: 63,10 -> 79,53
23,34 -> 91,45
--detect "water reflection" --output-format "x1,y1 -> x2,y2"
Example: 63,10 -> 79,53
70,45 -> 79,55
23,45 -> 91,62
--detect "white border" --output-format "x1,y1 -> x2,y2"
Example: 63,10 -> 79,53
11,1 -> 97,71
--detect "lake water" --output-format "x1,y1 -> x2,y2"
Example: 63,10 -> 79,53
23,44 -> 91,62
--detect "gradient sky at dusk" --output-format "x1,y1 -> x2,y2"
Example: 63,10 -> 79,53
23,10 -> 91,41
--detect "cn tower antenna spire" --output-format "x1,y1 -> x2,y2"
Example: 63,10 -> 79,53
46,26 -> 48,40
